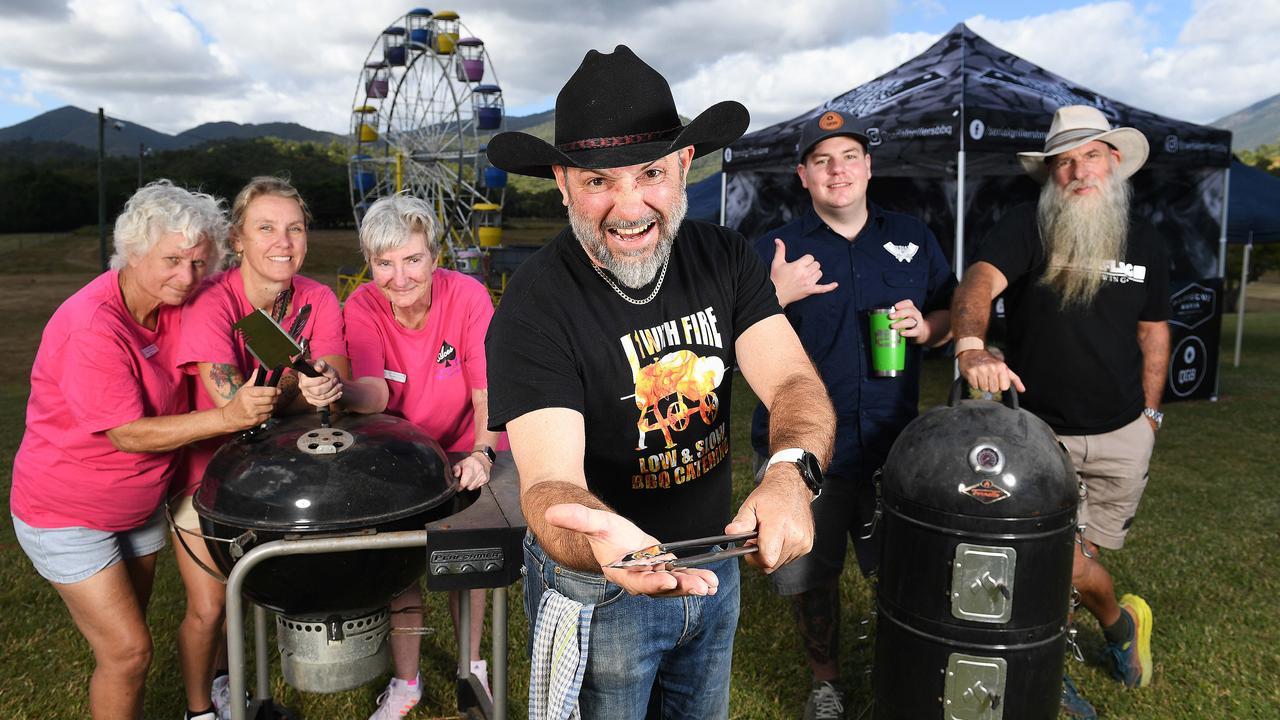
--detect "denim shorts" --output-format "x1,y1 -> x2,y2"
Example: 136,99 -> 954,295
12,508 -> 168,585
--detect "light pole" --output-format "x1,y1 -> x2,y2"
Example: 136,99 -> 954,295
98,108 -> 106,270
96,108 -> 125,270
137,143 -> 151,188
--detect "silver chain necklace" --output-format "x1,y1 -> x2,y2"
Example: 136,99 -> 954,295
591,255 -> 670,305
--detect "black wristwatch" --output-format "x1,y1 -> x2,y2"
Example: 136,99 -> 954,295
472,445 -> 496,464
767,448 -> 824,499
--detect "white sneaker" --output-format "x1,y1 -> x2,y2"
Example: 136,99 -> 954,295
470,659 -> 492,701
369,674 -> 422,720
210,675 -> 234,720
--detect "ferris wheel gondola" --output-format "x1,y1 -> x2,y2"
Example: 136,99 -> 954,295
343,8 -> 508,300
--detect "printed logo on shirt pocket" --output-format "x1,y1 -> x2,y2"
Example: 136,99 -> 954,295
436,341 -> 457,367
435,340 -> 461,379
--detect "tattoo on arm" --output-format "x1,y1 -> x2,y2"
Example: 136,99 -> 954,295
791,580 -> 841,669
277,372 -> 300,408
210,363 -> 244,401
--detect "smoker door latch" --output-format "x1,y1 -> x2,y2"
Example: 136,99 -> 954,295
951,543 -> 1016,623
944,653 -> 1006,720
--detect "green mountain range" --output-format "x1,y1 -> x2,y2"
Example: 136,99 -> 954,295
1214,93 -> 1280,152
0,106 -> 347,156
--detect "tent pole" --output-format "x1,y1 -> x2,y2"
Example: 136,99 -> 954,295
954,150 -> 966,381
1218,168 -> 1231,277
1214,166 -> 1231,400
1233,236 -> 1251,368
955,150 -> 966,281
719,171 -> 727,226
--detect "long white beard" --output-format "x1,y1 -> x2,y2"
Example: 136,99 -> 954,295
1036,169 -> 1131,309
570,188 -> 687,289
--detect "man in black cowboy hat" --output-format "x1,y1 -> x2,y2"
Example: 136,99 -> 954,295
485,45 -> 834,718
951,105 -> 1169,718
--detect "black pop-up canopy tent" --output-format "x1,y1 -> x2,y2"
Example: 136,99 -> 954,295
1226,158 -> 1280,366
721,23 -> 1234,402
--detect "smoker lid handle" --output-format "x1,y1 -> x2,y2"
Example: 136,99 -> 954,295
948,377 -> 1019,411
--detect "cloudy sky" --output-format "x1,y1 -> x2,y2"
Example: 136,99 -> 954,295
0,0 -> 1275,135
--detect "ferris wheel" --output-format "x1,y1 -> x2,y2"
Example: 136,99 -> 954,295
345,8 -> 508,294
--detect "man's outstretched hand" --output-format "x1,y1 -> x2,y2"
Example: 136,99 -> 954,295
545,503 -> 720,597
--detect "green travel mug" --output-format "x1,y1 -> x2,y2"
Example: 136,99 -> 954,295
869,306 -> 906,377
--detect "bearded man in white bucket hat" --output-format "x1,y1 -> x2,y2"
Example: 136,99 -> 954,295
950,105 -> 1170,718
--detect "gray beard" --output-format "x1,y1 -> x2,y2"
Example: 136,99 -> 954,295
1036,170 -> 1131,309
569,188 -> 687,289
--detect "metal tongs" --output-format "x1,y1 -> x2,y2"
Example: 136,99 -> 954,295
607,531 -> 759,569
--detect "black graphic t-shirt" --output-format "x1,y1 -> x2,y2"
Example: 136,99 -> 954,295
486,220 -> 781,541
977,203 -> 1169,435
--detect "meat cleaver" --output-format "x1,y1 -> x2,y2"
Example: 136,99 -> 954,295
233,309 -> 323,379
233,309 -> 331,427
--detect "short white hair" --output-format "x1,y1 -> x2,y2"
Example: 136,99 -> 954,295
359,193 -> 441,260
110,180 -> 229,271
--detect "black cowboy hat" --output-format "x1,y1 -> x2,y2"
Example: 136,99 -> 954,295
487,45 -> 749,179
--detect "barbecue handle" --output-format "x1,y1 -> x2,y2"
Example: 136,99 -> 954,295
947,377 -> 1019,410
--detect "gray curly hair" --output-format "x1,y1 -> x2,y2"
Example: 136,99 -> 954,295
110,180 -> 229,271
359,193 -> 441,261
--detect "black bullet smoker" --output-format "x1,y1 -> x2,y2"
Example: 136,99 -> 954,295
873,382 -> 1078,720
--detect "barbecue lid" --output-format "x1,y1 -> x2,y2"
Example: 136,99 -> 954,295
880,383 -> 1078,520
194,413 -> 457,533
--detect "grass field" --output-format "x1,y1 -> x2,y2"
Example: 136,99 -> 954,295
0,230 -> 1277,718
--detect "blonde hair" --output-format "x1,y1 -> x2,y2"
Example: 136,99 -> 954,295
110,180 -> 229,271
230,176 -> 313,232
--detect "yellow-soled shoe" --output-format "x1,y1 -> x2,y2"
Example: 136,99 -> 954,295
1105,593 -> 1154,688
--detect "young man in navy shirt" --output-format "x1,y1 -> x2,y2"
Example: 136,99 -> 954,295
751,109 -> 956,720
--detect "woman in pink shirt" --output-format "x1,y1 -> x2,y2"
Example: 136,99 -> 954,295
172,177 -> 349,720
299,193 -> 504,720
10,181 -> 278,720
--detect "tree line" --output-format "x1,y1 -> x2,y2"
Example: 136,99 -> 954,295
0,137 -> 566,234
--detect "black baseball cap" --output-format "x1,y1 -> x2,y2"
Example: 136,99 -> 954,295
796,110 -> 870,163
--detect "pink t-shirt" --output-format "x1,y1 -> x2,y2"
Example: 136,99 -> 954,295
11,271 -> 190,531
174,268 -> 345,492
345,269 -> 504,452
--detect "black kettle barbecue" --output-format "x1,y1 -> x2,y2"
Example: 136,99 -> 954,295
193,412 -> 461,615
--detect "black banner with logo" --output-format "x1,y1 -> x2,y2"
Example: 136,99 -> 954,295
1165,278 -> 1222,403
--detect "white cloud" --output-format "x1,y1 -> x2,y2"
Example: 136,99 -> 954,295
0,0 -> 1275,136
673,33 -> 939,131
967,1 -> 1280,124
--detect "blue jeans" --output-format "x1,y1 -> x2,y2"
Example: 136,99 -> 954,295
523,532 -> 740,720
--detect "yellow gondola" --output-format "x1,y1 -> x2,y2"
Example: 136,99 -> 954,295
472,202 -> 502,247
432,11 -> 460,54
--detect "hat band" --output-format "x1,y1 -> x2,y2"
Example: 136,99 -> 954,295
1042,127 -> 1106,154
556,125 -> 683,153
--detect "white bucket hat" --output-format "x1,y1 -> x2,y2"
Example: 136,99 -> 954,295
1018,105 -> 1149,183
